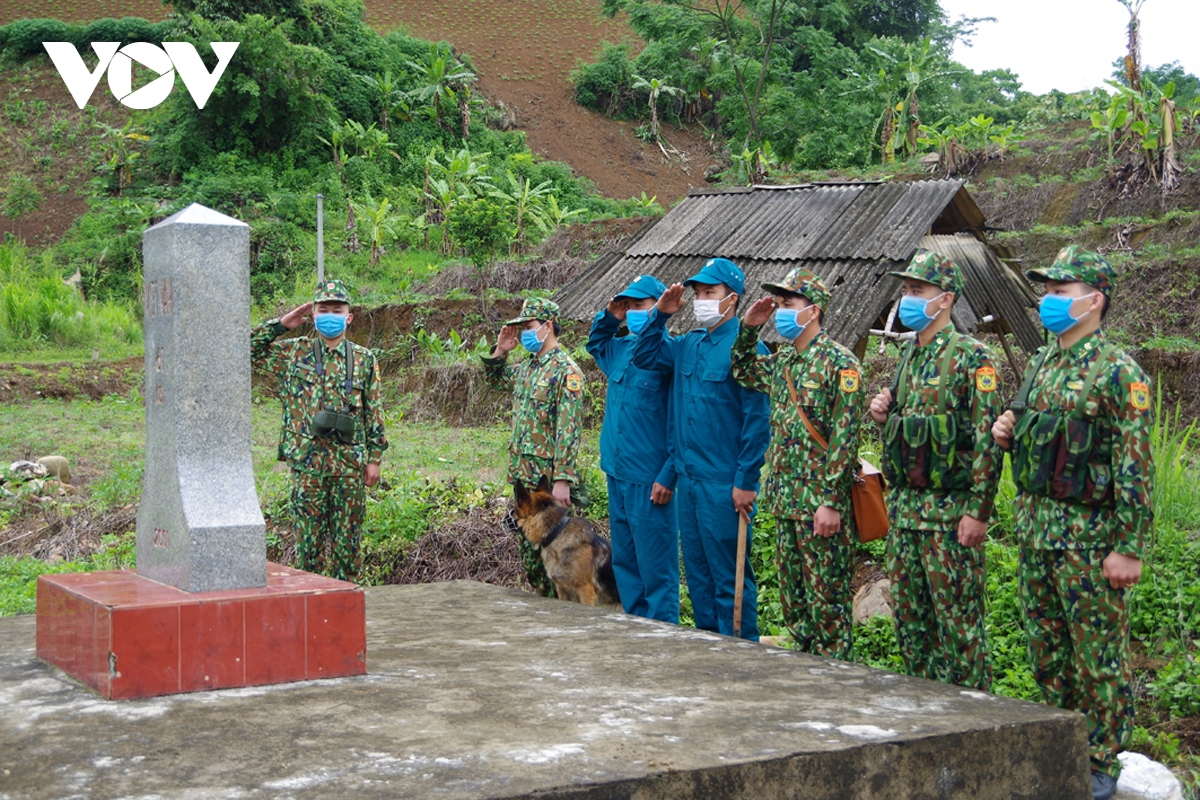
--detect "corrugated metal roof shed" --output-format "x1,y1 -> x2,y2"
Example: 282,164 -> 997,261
555,180 -> 1039,356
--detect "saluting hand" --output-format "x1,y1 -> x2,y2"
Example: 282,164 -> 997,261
607,296 -> 629,321
992,410 -> 1017,451
280,302 -> 313,330
868,387 -> 893,424
744,296 -> 775,328
657,284 -> 685,315
494,324 -> 519,356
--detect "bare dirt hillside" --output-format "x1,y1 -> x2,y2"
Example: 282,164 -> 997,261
0,0 -> 722,205
363,0 -> 720,202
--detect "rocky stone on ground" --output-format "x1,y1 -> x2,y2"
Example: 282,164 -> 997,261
1115,752 -> 1184,800
853,577 -> 893,624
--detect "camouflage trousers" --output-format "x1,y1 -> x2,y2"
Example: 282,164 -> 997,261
291,469 -> 365,583
887,525 -> 991,691
776,517 -> 854,660
1019,546 -> 1132,779
512,479 -> 590,599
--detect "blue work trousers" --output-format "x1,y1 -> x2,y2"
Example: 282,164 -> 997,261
607,476 -> 680,623
677,475 -> 758,640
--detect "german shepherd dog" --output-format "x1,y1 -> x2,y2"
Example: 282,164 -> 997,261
511,477 -> 621,608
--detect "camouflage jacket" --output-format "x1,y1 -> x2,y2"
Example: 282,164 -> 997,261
731,326 -> 863,520
1011,331 -> 1154,556
482,346 -> 584,486
887,326 -> 1004,530
250,321 -> 388,476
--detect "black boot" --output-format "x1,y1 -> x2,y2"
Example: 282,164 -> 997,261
1091,769 -> 1116,800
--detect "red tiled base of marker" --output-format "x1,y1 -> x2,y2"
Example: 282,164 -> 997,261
35,563 -> 366,700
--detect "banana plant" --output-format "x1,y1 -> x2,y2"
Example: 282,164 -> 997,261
631,74 -> 686,141
1090,100 -> 1130,180
489,171 -> 553,254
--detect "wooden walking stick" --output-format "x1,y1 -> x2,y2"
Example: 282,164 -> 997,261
732,513 -> 748,639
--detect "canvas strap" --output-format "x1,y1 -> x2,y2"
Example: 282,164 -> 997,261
313,338 -> 354,408
784,367 -> 829,451
893,331 -> 959,413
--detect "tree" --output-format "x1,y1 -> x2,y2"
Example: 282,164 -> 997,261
357,70 -> 407,132
444,197 -> 514,314
601,0 -> 784,145
2,175 -> 43,240
489,171 -> 553,255
405,47 -> 476,132
632,74 -> 686,141
354,193 -> 401,267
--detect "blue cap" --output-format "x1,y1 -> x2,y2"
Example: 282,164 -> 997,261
615,274 -> 667,300
684,257 -> 745,296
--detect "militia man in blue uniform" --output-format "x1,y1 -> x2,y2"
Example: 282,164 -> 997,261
588,275 -> 679,622
632,258 -> 770,639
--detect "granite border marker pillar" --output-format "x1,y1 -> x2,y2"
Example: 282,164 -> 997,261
135,203 -> 266,592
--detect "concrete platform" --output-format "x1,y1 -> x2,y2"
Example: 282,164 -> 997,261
2,581 -> 1089,799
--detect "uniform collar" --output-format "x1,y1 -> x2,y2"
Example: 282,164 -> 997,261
1059,329 -> 1107,359
703,317 -> 738,342
919,324 -> 957,350
781,329 -> 826,362
529,345 -> 561,364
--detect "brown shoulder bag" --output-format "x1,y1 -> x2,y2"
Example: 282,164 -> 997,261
785,369 -> 889,543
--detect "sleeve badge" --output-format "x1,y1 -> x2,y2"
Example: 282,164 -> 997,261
1129,382 -> 1150,411
975,366 -> 997,393
566,373 -> 583,393
839,369 -> 860,393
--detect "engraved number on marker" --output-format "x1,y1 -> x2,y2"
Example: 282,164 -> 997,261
153,528 -> 169,548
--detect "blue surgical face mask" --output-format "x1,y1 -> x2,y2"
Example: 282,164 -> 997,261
625,309 -> 650,335
773,307 -> 813,341
1039,293 -> 1096,335
897,292 -> 946,333
314,313 -> 347,338
521,323 -> 546,353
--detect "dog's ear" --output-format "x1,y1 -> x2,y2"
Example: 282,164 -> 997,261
535,474 -> 552,494
513,480 -> 529,505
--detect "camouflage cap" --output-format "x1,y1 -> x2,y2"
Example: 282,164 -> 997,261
1026,245 -> 1116,295
313,279 -> 353,305
505,297 -> 560,325
889,250 -> 964,296
761,267 -> 831,311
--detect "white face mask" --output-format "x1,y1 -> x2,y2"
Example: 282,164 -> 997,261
693,294 -> 733,327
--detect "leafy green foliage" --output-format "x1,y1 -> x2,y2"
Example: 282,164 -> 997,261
445,197 -> 514,269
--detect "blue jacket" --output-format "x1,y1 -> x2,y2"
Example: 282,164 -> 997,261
587,310 -> 677,488
631,309 -> 771,492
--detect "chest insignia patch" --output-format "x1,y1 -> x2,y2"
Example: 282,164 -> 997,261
1129,382 -> 1150,411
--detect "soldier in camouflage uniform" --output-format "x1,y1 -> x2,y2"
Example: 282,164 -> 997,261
868,250 -> 1003,691
250,279 -> 388,583
483,297 -> 587,598
992,246 -> 1153,800
731,268 -> 863,659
